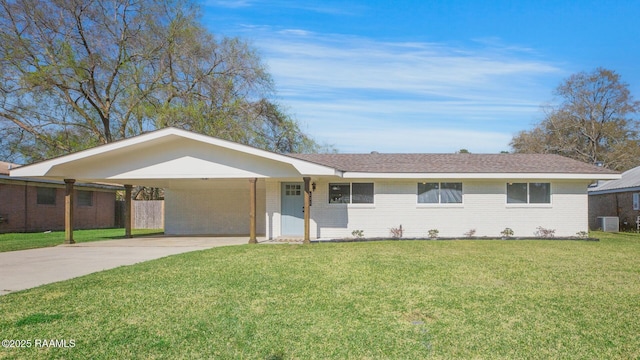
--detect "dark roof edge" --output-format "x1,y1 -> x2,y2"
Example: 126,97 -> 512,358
0,175 -> 123,190
589,186 -> 640,195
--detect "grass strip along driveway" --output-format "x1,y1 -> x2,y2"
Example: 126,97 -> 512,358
0,229 -> 163,252
0,232 -> 638,359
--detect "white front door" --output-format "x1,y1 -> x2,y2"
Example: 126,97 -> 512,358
281,183 -> 304,236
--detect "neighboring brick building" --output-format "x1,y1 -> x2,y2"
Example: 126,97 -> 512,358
588,166 -> 640,231
0,161 -> 120,234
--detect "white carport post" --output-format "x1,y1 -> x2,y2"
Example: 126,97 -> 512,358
64,179 -> 75,244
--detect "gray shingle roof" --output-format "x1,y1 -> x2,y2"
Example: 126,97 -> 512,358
288,153 -> 619,174
588,165 -> 640,193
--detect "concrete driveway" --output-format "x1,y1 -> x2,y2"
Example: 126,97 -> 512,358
0,236 -> 259,296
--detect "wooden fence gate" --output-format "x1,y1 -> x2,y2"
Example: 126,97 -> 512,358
115,200 -> 164,229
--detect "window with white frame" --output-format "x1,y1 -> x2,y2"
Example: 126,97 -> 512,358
417,182 -> 463,204
507,182 -> 550,204
633,193 -> 640,210
329,183 -> 373,204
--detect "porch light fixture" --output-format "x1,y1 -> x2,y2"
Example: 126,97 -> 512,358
312,182 -> 316,191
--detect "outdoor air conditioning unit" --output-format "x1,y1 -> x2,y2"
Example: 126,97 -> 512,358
597,216 -> 619,232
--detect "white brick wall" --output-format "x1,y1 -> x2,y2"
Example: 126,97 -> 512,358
165,180 -> 266,235
303,179 -> 591,239
165,178 -> 590,238
265,179 -> 280,239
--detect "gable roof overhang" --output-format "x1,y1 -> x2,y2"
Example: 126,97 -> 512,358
9,128 -> 340,187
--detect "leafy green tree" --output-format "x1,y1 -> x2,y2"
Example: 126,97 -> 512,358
0,0 -> 326,163
511,68 -> 640,171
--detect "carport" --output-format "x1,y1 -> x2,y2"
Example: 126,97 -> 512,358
10,128 -> 338,244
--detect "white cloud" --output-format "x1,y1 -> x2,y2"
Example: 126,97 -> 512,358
277,29 -> 312,37
286,99 -> 532,153
205,0 -> 254,8
205,1 -> 363,15
307,123 -> 514,154
241,28 -> 564,153
262,33 -> 561,100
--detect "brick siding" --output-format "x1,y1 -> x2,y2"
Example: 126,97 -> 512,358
0,182 -> 116,233
589,191 -> 640,231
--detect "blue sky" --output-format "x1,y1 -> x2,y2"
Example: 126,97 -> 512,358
202,0 -> 640,153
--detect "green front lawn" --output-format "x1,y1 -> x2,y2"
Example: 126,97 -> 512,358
0,229 -> 163,252
0,232 -> 638,359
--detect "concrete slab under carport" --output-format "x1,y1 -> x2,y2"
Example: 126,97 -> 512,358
0,236 -> 263,296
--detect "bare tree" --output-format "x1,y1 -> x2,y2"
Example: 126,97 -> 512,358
511,68 -> 640,171
0,0 -> 324,163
